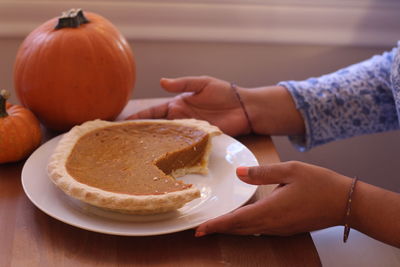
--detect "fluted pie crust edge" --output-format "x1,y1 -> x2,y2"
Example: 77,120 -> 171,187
47,119 -> 222,214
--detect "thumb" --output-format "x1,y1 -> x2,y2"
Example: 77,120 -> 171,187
160,76 -> 210,94
236,163 -> 291,185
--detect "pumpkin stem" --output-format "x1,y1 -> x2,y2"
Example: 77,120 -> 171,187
0,89 -> 10,118
55,8 -> 90,29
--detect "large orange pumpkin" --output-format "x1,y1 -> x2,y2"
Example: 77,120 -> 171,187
14,9 -> 135,132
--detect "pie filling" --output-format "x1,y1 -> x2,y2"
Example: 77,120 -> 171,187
65,122 -> 209,195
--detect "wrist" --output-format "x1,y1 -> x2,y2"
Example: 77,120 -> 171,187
230,83 -> 255,134
348,182 -> 400,247
237,85 -> 305,135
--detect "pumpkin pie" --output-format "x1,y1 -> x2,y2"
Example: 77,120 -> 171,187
47,119 -> 221,214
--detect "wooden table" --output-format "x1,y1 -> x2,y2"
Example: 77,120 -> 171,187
0,98 -> 321,266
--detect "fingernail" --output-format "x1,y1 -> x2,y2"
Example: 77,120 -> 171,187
195,231 -> 206,237
236,166 -> 249,178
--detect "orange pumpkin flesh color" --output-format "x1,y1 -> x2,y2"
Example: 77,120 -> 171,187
0,90 -> 42,163
14,9 -> 136,132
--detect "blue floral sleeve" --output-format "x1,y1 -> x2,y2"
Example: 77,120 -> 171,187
278,46 -> 399,151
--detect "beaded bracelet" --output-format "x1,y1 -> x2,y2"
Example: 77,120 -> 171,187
343,177 -> 358,243
231,83 -> 255,133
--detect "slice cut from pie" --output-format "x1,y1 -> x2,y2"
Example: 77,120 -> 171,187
47,119 -> 221,214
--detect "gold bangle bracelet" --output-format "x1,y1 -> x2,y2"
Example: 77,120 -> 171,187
343,177 -> 358,243
231,83 -> 255,133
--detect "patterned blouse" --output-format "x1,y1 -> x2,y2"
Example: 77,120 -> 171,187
278,42 -> 400,151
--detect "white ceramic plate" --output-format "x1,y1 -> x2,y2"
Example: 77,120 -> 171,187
21,134 -> 258,236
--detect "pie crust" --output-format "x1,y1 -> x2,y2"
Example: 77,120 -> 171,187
47,119 -> 221,214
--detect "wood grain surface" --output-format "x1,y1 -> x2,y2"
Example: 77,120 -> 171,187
0,99 -> 321,267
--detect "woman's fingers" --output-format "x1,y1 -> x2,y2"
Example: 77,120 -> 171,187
236,163 -> 293,185
161,76 -> 211,94
195,203 -> 264,236
195,163 -> 297,237
125,76 -> 213,120
124,102 -> 169,120
195,161 -> 354,238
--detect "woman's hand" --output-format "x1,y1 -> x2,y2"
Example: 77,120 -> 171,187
195,161 -> 352,237
125,76 -> 251,136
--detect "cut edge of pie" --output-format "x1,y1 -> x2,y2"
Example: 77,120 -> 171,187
47,119 -> 222,214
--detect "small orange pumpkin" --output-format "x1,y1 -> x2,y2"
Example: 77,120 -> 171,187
14,9 -> 136,132
0,90 -> 42,163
